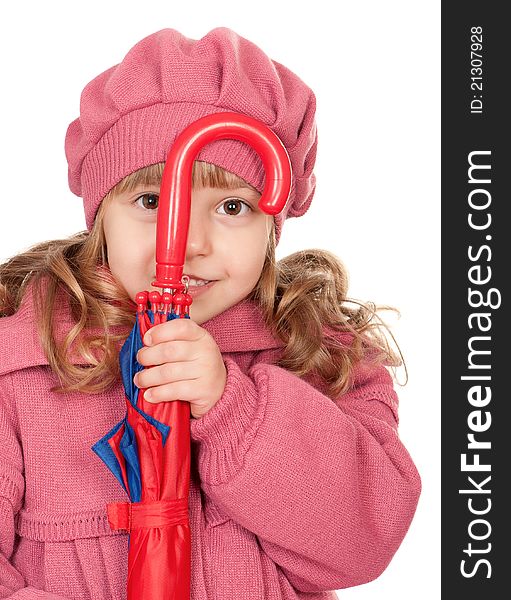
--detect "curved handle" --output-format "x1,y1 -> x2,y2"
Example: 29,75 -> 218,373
152,112 -> 292,290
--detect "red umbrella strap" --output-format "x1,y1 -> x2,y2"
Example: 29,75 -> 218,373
107,498 -> 188,532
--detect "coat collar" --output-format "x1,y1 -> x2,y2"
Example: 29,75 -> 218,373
0,284 -> 284,376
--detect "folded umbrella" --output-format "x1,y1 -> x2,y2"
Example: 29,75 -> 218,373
92,111 -> 292,599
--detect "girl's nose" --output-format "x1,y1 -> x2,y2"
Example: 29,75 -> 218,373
185,206 -> 212,258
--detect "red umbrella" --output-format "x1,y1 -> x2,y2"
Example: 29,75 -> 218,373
92,111 -> 292,599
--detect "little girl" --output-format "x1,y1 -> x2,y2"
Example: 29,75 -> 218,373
0,28 -> 421,599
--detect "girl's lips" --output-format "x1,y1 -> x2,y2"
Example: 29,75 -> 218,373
186,280 -> 216,297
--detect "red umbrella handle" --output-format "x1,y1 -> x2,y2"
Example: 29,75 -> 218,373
151,112 -> 292,290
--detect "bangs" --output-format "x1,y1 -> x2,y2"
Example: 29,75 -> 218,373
192,161 -> 259,192
107,161 -> 259,198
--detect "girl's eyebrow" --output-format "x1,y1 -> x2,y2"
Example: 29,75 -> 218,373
131,184 -> 259,193
134,183 -> 161,191
125,184 -> 261,202
228,186 -> 261,199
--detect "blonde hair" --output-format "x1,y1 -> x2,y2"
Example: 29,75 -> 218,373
0,161 -> 404,398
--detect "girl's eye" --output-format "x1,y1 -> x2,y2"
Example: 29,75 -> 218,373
134,193 -> 159,211
217,198 -> 252,216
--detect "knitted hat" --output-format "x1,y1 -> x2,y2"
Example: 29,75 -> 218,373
65,27 -> 318,245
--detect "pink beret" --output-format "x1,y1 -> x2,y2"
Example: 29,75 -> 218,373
65,27 -> 318,244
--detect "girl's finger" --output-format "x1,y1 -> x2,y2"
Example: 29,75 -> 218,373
144,318 -> 203,346
135,361 -> 199,389
137,340 -> 200,366
143,380 -> 198,404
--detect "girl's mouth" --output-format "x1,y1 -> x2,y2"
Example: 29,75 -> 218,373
148,275 -> 217,298
186,279 -> 216,297
186,277 -> 212,287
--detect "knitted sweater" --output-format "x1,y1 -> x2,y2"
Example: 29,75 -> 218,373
0,288 -> 421,599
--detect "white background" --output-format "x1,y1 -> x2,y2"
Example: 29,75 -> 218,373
0,1 -> 440,598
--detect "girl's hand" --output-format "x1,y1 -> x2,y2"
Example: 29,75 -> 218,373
133,318 -> 227,419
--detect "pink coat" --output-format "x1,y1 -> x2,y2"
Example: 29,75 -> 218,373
0,287 -> 421,599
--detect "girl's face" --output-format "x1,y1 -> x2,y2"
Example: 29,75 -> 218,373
102,184 -> 272,324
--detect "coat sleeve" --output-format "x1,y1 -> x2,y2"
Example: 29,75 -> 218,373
0,374 -> 70,600
190,354 -> 421,593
